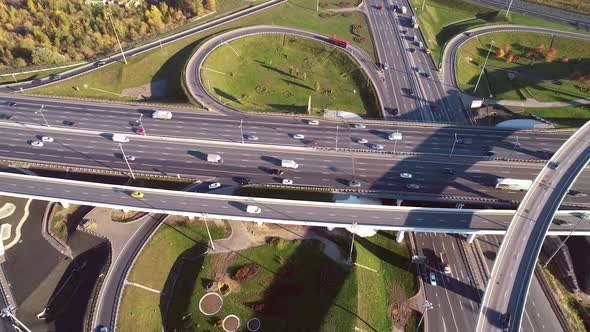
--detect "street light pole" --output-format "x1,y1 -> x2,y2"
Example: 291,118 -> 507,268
394,130 -> 400,154
239,119 -> 244,144
335,125 -> 339,150
508,136 -> 520,159
473,40 -> 495,97
421,0 -> 426,11
544,213 -> 590,267
117,143 -> 135,179
203,213 -> 216,251
348,222 -> 358,263
137,114 -> 147,136
449,133 -> 458,158
107,12 -> 127,64
36,105 -> 50,127
416,301 -> 433,332
506,0 -> 514,16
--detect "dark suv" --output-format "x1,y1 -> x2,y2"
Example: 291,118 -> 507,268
271,169 -> 284,176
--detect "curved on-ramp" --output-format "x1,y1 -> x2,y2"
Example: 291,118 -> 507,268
183,25 -> 385,116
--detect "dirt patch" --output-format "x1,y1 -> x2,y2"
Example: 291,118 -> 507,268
167,215 -> 227,229
389,285 -> 413,328
232,263 -> 261,283
199,292 -> 223,315
121,79 -> 168,99
110,209 -> 147,222
222,315 -> 240,331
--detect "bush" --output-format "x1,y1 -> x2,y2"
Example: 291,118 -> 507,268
233,263 -> 261,282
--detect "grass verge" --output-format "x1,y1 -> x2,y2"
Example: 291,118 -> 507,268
456,31 -> 590,102
202,34 -> 378,116
31,0 -> 375,105
408,0 -> 589,65
540,265 -> 588,331
524,105 -> 590,128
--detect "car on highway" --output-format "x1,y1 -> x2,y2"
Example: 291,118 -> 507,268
351,123 -> 366,129
271,169 -> 284,176
95,61 -> 106,67
30,141 -> 44,147
388,108 -> 399,115
5,115 -> 15,120
552,218 -> 571,226
502,313 -> 511,328
442,168 -> 455,175
422,72 -> 432,79
49,74 -> 62,81
370,144 -> 384,150
400,173 -> 412,179
408,89 -> 415,96
568,189 -> 587,197
406,184 -> 420,190
307,120 -> 319,125
429,272 -> 437,286
135,128 -> 145,135
549,161 -> 560,170
64,121 -> 76,126
378,3 -> 384,10
292,134 -> 305,140
246,135 -> 259,141
282,179 -> 293,185
424,48 -> 431,54
123,154 -> 136,161
131,191 -> 144,198
7,102 -> 16,106
349,180 -> 361,187
41,136 -> 54,142
355,138 -> 368,144
246,205 -> 262,214
485,151 -> 496,157
208,182 -> 221,190
236,177 -> 252,185
409,47 -> 415,53
382,63 -> 389,70
305,140 -> 319,147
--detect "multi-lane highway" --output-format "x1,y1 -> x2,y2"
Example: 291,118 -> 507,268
4,122 -> 590,205
1,172 -> 589,234
477,121 -> 590,331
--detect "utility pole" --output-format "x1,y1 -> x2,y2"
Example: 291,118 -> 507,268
348,222 -> 358,263
1,306 -> 32,332
508,136 -> 520,159
239,119 -> 244,144
203,213 -> 216,251
335,125 -> 339,150
505,0 -> 514,17
36,105 -> 50,127
449,133 -> 458,158
137,114 -> 146,136
544,213 -> 590,267
107,12 -> 127,64
473,40 -> 495,97
416,301 -> 433,332
117,143 -> 135,179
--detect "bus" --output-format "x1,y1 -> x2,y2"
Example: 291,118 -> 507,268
328,36 -> 349,48
440,252 -> 451,274
495,178 -> 532,191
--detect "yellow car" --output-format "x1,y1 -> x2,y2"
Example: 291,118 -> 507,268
131,191 -> 144,198
424,48 -> 431,54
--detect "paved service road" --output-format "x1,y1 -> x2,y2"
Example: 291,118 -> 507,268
0,172 -> 589,234
477,121 -> 590,331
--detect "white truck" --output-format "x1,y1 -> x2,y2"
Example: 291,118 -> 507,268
246,205 -> 262,214
401,5 -> 407,13
112,134 -> 129,143
281,159 -> 299,169
495,178 -> 532,191
152,110 -> 173,120
207,154 -> 223,163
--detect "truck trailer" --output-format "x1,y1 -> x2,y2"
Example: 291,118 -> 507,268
281,159 -> 299,169
495,178 -> 532,191
207,154 -> 223,163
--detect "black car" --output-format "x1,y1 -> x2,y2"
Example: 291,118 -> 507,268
271,169 -> 284,176
63,121 -> 76,126
236,177 -> 252,185
390,108 -> 399,115
485,151 -> 496,157
408,89 -> 415,96
7,102 -> 16,106
568,189 -> 587,197
502,313 -> 511,328
549,161 -> 560,170
95,61 -> 106,67
442,168 -> 455,175
409,47 -> 416,53
49,74 -> 62,81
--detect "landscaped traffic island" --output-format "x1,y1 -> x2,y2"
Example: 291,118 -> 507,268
200,34 -> 379,117
456,32 -> 590,102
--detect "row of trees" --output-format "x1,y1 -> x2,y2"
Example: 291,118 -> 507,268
494,43 -> 569,64
0,0 -> 217,70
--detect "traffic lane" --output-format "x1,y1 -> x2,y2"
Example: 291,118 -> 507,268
0,100 -> 572,160
476,235 -> 563,332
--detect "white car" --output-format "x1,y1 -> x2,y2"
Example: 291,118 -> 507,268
351,123 -> 366,129
370,144 -> 384,150
246,135 -> 258,141
429,272 -> 437,286
208,182 -> 221,190
407,184 -> 420,190
30,141 -> 44,147
307,120 -> 319,125
355,138 -> 368,144
124,155 -> 135,161
292,134 -> 305,140
41,136 -> 54,142
282,179 -> 293,185
400,173 -> 413,179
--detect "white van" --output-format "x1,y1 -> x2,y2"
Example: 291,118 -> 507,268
246,205 -> 262,214
281,160 -> 299,169
112,134 -> 129,143
152,110 -> 173,120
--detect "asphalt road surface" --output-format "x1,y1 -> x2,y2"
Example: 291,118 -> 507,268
4,124 -> 590,205
0,172 -> 589,234
477,121 -> 590,331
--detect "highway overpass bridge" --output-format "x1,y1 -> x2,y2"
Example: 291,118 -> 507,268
1,172 -> 589,242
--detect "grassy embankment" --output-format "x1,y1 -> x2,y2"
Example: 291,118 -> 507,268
31,0 -> 375,106
201,34 -> 379,116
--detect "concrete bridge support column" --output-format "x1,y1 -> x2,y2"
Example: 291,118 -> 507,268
396,231 -> 405,243
326,226 -> 334,231
466,234 -> 476,244
60,202 -> 70,208
396,199 -> 403,206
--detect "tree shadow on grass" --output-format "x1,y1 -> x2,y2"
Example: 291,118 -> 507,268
280,78 -> 314,91
213,87 -> 242,104
266,103 -> 309,114
355,231 -> 411,269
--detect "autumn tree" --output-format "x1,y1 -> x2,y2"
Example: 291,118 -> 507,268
505,52 -> 516,64
545,47 -> 557,62
561,56 -> 569,63
495,48 -> 505,58
502,43 -> 511,54
205,0 -> 217,11
534,43 -> 545,57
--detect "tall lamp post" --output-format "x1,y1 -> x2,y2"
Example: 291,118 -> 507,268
473,40 -> 495,97
35,105 -> 50,127
137,114 -> 147,136
117,143 -> 135,179
506,0 -> 514,16
107,12 -> 127,64
544,213 -> 590,267
416,300 -> 433,332
449,133 -> 458,158
239,119 -> 244,144
335,125 -> 340,150
507,136 -> 520,159
348,222 -> 358,263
